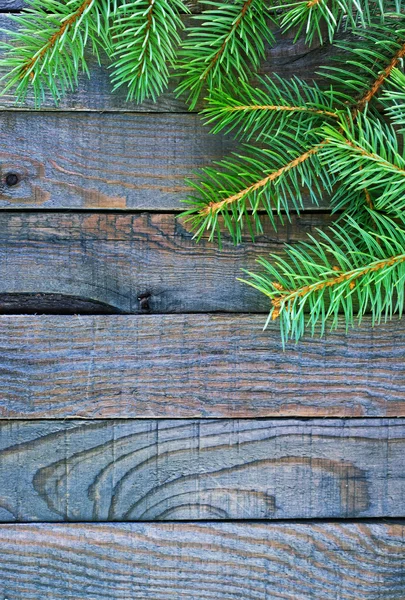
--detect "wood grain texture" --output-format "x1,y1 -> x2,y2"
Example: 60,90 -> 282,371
0,419 -> 403,521
0,522 -> 404,599
0,212 -> 332,311
0,0 -> 23,8
0,111 -> 235,209
0,15 -> 347,112
0,112 -> 333,209
1,314 -> 405,418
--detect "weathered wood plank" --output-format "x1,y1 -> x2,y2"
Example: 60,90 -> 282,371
0,0 -> 23,8
0,212 -> 332,311
0,522 -> 403,599
1,315 -> 405,418
0,112 -> 332,209
0,112 -> 234,209
0,419 -> 403,521
0,15 -> 345,111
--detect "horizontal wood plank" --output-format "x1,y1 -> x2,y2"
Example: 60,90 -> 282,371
0,419 -> 403,521
0,112 -> 234,209
0,15 -> 346,112
0,112 -> 332,210
0,212 -> 332,311
0,522 -> 403,599
1,315 -> 405,418
0,0 -> 23,8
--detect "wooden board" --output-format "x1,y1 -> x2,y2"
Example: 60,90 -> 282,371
0,15 -> 346,112
0,522 -> 403,599
1,314 -> 405,418
0,111 -> 234,209
0,418 -> 403,521
0,112 -> 332,210
0,0 -> 23,8
0,212 -> 333,312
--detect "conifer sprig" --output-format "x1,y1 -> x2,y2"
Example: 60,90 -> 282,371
277,0 -> 405,44
202,75 -> 343,140
320,19 -> 405,106
182,19 -> 405,247
110,0 -> 187,103
243,216 -> 405,344
0,0 -> 110,106
321,112 -> 405,214
182,137 -> 329,244
175,0 -> 274,109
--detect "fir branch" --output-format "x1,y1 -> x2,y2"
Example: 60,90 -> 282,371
355,38 -> 405,111
321,19 -> 405,105
183,20 -> 405,246
175,0 -> 274,109
0,0 -> 110,106
110,0 -> 187,103
182,137 -> 330,244
243,216 -> 405,343
278,0 -> 405,45
321,111 -> 405,214
203,75 -> 342,141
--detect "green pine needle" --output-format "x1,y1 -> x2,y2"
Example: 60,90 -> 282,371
175,0 -> 275,109
243,215 -> 405,344
0,0 -> 111,107
110,0 -> 187,103
202,75 -> 344,141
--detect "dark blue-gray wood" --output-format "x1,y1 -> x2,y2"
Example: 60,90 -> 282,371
0,419 -> 403,521
0,212 -> 332,312
0,523 -> 404,599
1,315 -> 404,418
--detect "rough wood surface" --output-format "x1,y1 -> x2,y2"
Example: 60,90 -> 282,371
0,112 -> 332,209
0,418 -> 403,521
0,15 -> 347,112
1,314 -> 405,418
0,111 -> 234,209
0,212 -> 333,312
0,0 -> 23,8
0,522 -> 404,599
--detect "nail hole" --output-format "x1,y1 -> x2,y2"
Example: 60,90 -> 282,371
138,292 -> 151,311
5,173 -> 19,187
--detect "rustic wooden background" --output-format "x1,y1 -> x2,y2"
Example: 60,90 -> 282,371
0,2 -> 404,598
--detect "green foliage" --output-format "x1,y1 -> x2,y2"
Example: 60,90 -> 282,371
182,15 -> 405,342
2,0 -> 405,343
110,0 -> 186,103
0,0 -> 111,106
381,67 -> 405,127
182,136 -> 329,244
175,0 -> 274,109
0,0 -> 187,106
321,111 -> 405,215
319,18 -> 405,105
202,75 -> 344,140
277,0 -> 404,45
243,215 -> 405,344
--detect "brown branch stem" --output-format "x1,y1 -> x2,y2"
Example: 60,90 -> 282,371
270,253 -> 405,319
201,0 -> 255,81
200,143 -> 324,216
22,0 -> 94,76
224,105 -> 339,118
